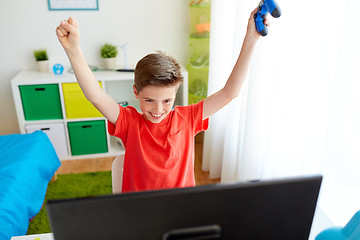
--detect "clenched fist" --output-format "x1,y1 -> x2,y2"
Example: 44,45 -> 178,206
56,17 -> 80,52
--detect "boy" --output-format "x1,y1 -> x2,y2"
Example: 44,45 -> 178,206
56,9 -> 267,193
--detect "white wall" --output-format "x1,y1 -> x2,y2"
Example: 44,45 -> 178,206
0,0 -> 189,134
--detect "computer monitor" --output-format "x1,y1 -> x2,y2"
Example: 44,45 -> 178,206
47,175 -> 322,240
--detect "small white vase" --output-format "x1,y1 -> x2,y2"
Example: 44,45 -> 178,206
104,58 -> 117,70
37,60 -> 49,73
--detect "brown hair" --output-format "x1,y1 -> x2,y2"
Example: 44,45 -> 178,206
134,51 -> 183,92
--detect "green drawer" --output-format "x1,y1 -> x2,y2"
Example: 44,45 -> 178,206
67,120 -> 108,156
19,84 -> 63,120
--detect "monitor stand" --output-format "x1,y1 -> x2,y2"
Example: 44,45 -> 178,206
163,224 -> 222,240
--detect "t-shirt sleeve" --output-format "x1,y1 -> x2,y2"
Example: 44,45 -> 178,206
107,105 -> 130,140
191,100 -> 209,134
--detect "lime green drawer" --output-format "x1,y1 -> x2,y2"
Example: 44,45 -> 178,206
63,82 -> 103,119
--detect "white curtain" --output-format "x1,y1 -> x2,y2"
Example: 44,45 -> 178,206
204,0 -> 360,225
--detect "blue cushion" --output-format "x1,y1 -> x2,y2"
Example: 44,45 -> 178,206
0,131 -> 61,239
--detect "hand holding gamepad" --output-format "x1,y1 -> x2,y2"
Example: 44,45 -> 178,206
254,0 -> 281,36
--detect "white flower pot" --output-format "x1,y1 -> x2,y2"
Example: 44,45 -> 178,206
37,60 -> 49,73
103,58 -> 117,70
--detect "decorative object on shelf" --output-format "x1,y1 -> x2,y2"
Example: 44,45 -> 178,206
116,69 -> 134,72
100,43 -> 118,70
116,42 -> 129,70
53,63 -> 64,75
315,211 -> 360,240
33,49 -> 49,73
68,65 -> 98,73
118,101 -> 129,107
48,0 -> 99,11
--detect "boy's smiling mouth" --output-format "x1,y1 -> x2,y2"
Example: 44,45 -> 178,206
150,112 -> 164,118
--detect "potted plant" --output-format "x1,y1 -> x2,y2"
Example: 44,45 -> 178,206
33,49 -> 49,72
100,43 -> 118,70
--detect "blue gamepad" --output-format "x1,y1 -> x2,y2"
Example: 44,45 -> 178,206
254,0 -> 281,36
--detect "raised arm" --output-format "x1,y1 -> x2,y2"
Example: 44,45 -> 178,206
202,9 -> 266,119
56,18 -> 119,124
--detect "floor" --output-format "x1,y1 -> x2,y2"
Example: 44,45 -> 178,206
56,132 -> 220,186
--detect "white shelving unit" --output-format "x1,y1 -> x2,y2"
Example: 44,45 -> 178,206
11,69 -> 188,160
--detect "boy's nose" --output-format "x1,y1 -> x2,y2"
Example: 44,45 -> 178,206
155,102 -> 162,112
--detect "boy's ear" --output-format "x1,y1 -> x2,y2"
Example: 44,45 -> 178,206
133,85 -> 139,99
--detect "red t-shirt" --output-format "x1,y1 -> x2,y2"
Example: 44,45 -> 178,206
108,100 -> 209,193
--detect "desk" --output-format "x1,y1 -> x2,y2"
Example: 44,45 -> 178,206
11,233 -> 53,240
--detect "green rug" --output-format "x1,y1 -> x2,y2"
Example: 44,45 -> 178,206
27,171 -> 112,235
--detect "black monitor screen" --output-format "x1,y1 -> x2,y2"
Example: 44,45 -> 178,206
47,175 -> 322,240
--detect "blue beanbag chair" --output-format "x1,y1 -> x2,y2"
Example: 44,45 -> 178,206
0,131 -> 61,239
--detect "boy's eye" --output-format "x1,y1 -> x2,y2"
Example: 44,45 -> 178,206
164,99 -> 172,103
145,99 -> 153,103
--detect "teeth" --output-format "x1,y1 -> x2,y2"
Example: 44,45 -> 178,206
151,113 -> 162,118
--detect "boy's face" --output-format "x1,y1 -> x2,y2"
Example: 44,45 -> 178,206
133,84 -> 178,124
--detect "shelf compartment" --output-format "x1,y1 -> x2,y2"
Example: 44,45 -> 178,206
67,120 -> 108,156
25,123 -> 68,157
62,82 -> 103,119
19,84 -> 63,120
